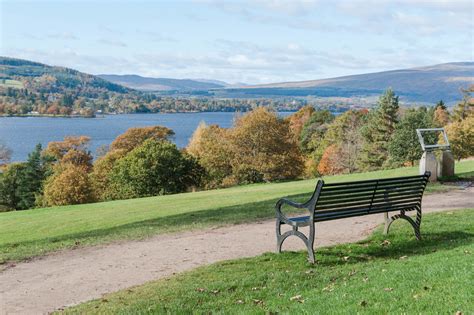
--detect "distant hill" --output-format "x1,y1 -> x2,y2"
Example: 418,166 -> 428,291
98,74 -> 227,91
0,56 -> 130,95
225,62 -> 474,104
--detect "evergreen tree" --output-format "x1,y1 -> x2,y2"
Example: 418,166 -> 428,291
388,108 -> 435,166
359,89 -> 399,170
17,144 -> 48,209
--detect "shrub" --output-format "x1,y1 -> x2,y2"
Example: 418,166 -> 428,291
106,139 -> 202,200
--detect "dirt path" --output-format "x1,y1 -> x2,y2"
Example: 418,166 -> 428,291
1,186 -> 473,314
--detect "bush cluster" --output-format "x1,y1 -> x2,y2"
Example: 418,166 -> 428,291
0,89 -> 472,210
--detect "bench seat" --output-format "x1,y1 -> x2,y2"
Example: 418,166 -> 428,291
276,172 -> 431,263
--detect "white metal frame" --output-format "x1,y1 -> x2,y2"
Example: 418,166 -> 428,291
416,128 -> 450,151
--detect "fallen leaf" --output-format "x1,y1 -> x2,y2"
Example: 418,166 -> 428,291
195,288 -> 206,293
290,295 -> 304,303
343,256 -> 350,261
211,289 -> 220,295
253,299 -> 264,305
236,300 -> 244,304
400,256 -> 408,260
384,288 -> 393,292
381,240 -> 391,246
362,277 -> 369,282
455,311 -> 463,315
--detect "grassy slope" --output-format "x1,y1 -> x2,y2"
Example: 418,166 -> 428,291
1,160 -> 472,264
64,209 -> 474,314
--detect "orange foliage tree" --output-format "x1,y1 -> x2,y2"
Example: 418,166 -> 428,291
317,144 -> 344,175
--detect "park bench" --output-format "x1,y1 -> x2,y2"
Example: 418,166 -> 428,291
276,172 -> 431,263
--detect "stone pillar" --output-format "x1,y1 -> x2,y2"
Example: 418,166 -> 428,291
419,151 -> 438,182
438,151 -> 455,178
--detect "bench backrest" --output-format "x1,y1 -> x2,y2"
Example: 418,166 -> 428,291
311,172 -> 431,221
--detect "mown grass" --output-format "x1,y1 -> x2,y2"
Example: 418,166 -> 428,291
63,209 -> 474,314
1,160 -> 472,265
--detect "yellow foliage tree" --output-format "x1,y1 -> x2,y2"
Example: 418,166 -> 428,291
433,106 -> 450,127
43,165 -> 95,206
230,107 -> 304,182
110,126 -> 173,153
444,115 -> 474,161
187,123 -> 233,188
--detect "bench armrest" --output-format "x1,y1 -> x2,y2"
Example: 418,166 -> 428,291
275,198 -> 310,224
276,198 -> 308,209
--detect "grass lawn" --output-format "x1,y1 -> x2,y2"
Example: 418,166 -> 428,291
1,160 -> 472,265
63,209 -> 474,314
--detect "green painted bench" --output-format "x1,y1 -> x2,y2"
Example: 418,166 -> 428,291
276,172 -> 431,263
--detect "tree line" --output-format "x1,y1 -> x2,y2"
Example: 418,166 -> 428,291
0,88 -> 472,211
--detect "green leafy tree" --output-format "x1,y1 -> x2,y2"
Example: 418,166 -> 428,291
388,108 -> 435,166
359,89 -> 400,170
300,109 -> 335,154
0,163 -> 26,210
106,139 -> 203,200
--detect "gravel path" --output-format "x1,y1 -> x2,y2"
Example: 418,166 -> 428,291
1,186 -> 473,314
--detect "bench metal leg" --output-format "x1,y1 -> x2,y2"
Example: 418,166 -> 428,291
276,219 -> 316,264
383,207 -> 422,240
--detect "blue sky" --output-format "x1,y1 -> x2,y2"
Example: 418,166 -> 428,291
1,0 -> 473,84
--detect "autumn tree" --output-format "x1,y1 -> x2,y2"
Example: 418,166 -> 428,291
433,106 -> 450,127
359,89 -> 399,170
42,136 -> 94,206
109,126 -> 174,153
43,136 -> 91,162
444,115 -> 474,161
187,123 -> 233,188
317,144 -> 344,175
229,107 -> 304,183
43,165 -> 95,206
286,105 -> 315,141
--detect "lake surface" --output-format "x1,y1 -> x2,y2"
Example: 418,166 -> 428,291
0,112 -> 293,162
